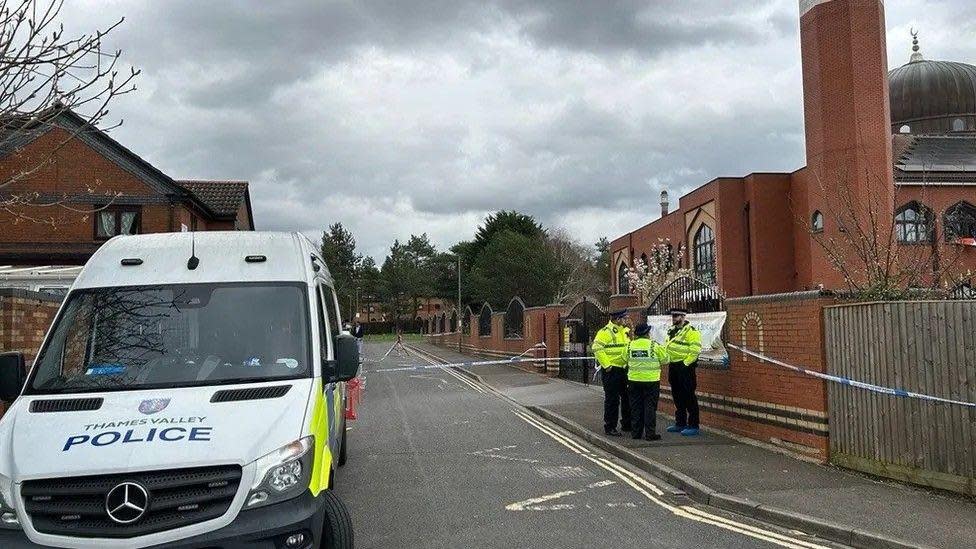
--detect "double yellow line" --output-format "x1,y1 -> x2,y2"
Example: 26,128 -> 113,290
405,346 -> 488,394
510,409 -> 833,549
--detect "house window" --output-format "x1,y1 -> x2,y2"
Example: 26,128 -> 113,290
895,202 -> 933,243
899,124 -> 911,134
952,118 -> 965,132
617,262 -> 630,294
95,206 -> 141,239
811,210 -> 824,232
693,224 -> 716,284
945,201 -> 976,242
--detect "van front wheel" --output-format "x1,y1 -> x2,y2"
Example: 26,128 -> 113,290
320,490 -> 354,549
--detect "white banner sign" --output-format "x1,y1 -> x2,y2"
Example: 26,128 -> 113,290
647,311 -> 729,366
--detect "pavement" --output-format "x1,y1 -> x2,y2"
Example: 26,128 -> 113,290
407,341 -> 976,549
335,342 -> 847,549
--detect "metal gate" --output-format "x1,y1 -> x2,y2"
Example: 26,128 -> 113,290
645,275 -> 724,316
558,298 -> 607,384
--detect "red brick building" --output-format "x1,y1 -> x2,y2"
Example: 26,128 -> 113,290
610,0 -> 976,300
0,108 -> 253,265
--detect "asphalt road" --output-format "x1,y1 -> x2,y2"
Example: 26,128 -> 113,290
334,342 -> 844,549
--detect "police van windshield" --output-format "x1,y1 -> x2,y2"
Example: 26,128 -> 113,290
26,282 -> 311,395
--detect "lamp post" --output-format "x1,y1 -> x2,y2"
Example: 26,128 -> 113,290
456,254 -> 462,353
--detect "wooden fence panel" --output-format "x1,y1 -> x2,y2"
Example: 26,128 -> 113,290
825,300 -> 976,495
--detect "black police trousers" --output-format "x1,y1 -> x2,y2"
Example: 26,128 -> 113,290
668,361 -> 699,429
602,367 -> 631,432
628,380 -> 660,438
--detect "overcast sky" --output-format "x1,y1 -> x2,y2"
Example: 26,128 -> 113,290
63,0 -> 976,260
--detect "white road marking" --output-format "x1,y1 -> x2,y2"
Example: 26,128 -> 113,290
534,465 -> 593,479
506,480 -> 616,511
470,445 -> 541,464
408,347 -> 488,394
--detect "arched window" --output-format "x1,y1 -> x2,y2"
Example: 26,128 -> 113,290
811,210 -> 824,232
617,262 -> 630,294
945,201 -> 976,242
899,124 -> 911,134
639,253 -> 648,268
693,224 -> 716,284
950,281 -> 976,299
438,313 -> 446,333
952,118 -> 965,132
504,298 -> 525,339
462,307 -> 472,335
450,310 -> 458,333
895,202 -> 933,243
478,303 -> 493,337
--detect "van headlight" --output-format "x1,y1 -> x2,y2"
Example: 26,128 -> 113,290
245,437 -> 314,509
0,475 -> 20,530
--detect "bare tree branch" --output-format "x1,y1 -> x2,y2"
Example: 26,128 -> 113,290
0,0 -> 139,223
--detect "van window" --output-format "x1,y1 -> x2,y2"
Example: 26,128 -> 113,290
315,286 -> 335,360
324,286 -> 341,333
26,283 -> 311,395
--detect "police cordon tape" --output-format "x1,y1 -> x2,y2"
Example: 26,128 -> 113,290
369,340 -> 976,408
366,342 -> 573,372
725,343 -> 976,408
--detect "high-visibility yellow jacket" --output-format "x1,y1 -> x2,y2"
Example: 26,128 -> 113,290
592,322 -> 630,369
666,322 -> 702,366
626,337 -> 669,382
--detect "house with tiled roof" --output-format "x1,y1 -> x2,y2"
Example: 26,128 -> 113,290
0,108 -> 254,265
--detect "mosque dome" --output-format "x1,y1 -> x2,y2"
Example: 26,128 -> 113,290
888,33 -> 976,134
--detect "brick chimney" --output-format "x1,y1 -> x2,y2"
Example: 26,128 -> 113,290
799,0 -> 894,284
660,190 -> 669,217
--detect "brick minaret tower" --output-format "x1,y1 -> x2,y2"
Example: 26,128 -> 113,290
799,0 -> 895,287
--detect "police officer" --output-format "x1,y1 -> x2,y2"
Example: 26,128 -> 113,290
665,307 -> 703,436
592,310 -> 631,436
626,323 -> 669,441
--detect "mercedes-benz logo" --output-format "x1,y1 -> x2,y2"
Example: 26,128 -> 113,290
104,482 -> 149,524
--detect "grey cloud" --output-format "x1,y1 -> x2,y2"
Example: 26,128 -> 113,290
58,0 -> 976,260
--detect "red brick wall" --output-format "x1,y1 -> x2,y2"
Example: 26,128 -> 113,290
895,186 -> 976,283
799,0 -> 894,289
743,173 -> 796,294
430,291 -> 835,460
0,289 -> 61,416
427,305 -> 563,370
662,291 -> 833,460
0,128 -> 172,241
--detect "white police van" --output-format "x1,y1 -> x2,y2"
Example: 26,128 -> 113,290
0,232 -> 358,548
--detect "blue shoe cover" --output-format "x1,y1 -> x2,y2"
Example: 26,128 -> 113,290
680,428 -> 700,436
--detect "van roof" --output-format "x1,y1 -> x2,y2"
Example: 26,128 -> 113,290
73,231 -> 330,289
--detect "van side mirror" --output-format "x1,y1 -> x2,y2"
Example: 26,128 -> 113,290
0,352 -> 27,402
329,334 -> 360,383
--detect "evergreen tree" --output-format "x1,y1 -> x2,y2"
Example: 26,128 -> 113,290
320,223 -> 361,320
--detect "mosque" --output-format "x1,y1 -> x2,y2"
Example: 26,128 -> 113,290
609,0 -> 976,301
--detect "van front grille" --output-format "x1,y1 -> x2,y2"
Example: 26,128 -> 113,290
21,465 -> 242,538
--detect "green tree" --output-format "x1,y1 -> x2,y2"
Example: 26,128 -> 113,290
402,233 -> 438,316
379,240 -> 409,324
320,223 -> 361,320
462,210 -> 543,268
355,255 -> 381,317
467,230 -> 560,306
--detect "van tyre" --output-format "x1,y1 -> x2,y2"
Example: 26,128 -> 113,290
320,490 -> 354,549
338,420 -> 348,467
